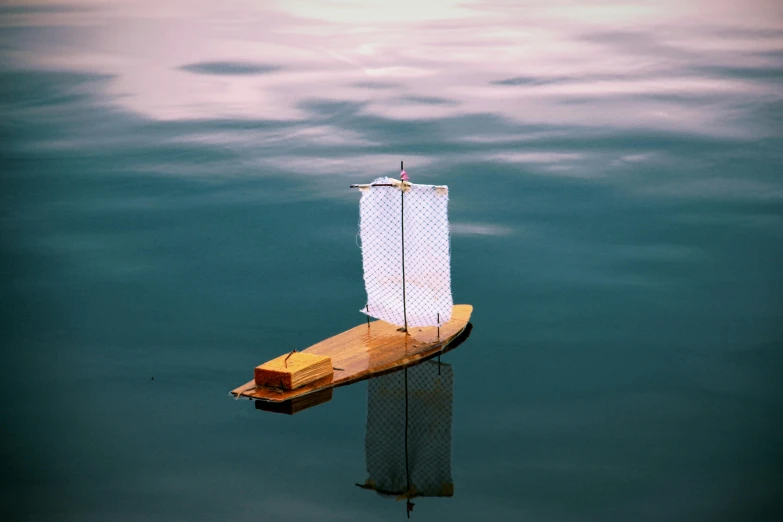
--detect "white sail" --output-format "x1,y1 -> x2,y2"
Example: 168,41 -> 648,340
358,176 -> 452,327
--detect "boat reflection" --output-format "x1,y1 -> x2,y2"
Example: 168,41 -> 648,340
255,323 -> 473,517
356,357 -> 455,517
254,387 -> 334,414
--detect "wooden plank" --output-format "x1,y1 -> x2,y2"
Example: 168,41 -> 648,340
231,304 -> 472,403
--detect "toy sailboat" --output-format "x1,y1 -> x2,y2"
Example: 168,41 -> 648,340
231,164 -> 473,403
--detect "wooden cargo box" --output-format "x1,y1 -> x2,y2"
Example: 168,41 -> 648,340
254,352 -> 333,390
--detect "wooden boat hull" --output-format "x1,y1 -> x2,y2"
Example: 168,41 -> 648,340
231,304 -> 473,403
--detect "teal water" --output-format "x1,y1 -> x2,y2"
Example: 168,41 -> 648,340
1,1 -> 782,520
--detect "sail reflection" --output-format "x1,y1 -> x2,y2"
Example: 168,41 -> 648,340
356,359 -> 454,516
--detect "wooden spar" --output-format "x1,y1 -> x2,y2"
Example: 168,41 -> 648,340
350,184 -> 447,189
230,305 -> 472,403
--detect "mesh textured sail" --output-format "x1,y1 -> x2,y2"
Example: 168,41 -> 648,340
359,177 -> 453,327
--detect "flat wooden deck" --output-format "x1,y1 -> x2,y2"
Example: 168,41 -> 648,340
231,304 -> 472,403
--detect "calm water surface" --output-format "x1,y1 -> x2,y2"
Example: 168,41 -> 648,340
2,1 -> 782,520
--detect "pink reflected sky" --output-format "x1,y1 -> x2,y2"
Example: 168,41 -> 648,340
2,0 -> 782,181
4,1 -> 781,127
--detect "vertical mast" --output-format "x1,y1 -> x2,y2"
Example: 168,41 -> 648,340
400,160 -> 408,333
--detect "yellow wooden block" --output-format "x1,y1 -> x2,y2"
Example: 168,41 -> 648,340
254,352 -> 333,390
